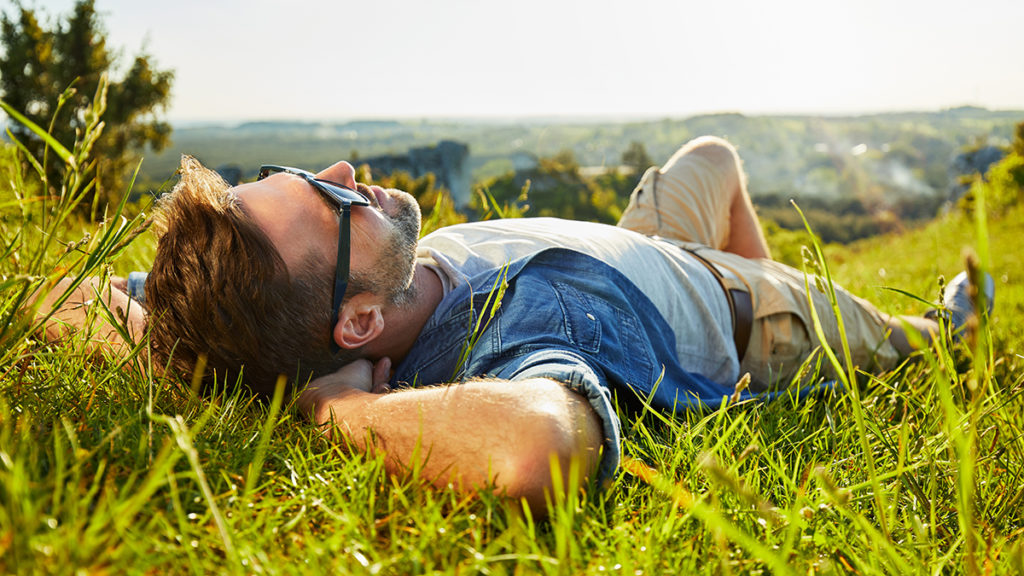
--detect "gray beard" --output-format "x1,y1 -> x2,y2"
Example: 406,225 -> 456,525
382,194 -> 421,307
349,190 -> 421,308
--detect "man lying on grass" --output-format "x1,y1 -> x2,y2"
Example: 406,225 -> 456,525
39,136 -> 992,511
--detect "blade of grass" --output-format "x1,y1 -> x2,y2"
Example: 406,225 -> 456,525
244,375 -> 287,495
0,100 -> 75,169
791,200 -> 892,538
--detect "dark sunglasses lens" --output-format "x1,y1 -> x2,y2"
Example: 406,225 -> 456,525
258,165 -> 315,181
257,166 -> 369,206
259,165 -> 294,181
316,180 -> 370,206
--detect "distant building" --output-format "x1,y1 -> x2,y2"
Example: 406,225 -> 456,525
358,140 -> 471,207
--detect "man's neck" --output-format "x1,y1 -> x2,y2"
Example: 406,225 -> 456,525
365,262 -> 443,366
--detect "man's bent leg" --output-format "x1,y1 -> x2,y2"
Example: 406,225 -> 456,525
741,288 -> 905,390
618,136 -> 770,258
706,252 -> 904,390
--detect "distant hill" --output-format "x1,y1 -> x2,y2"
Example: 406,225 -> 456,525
136,109 -> 1023,206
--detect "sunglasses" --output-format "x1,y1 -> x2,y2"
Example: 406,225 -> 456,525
257,165 -> 371,352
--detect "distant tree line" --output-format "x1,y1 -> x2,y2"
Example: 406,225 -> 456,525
469,140 -> 955,245
955,120 -> 1024,217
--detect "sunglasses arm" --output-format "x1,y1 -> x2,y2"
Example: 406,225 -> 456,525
330,206 -> 352,350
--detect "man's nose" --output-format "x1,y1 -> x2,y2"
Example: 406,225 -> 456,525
316,161 -> 357,188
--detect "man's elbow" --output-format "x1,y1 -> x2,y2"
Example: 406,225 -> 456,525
502,395 -> 604,510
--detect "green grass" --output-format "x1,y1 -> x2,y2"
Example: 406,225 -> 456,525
2,116 -> 1023,574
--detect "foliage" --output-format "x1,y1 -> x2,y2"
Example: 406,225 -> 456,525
1013,121 -> 1024,158
0,76 -> 149,364
476,149 -> 628,223
352,164 -> 467,234
1010,121 -> 1024,191
2,105 -> 1024,574
0,0 -> 173,211
132,111 -> 1024,246
756,191 -> 946,245
620,140 -> 653,176
951,121 -> 1024,218
957,153 -> 1024,217
135,110 -> 1022,217
760,218 -> 813,268
473,146 -> 946,246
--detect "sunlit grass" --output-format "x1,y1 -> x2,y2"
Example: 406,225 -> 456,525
2,103 -> 1023,573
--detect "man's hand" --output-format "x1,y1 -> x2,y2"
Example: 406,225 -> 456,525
110,276 -> 129,294
297,357 -> 392,425
32,276 -> 147,361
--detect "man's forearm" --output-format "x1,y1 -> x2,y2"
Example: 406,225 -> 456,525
308,377 -> 604,510
33,276 -> 147,359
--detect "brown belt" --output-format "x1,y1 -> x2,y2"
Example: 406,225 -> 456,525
682,248 -> 753,362
729,289 -> 753,362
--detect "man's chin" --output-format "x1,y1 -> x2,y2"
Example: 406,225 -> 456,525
390,189 -> 422,224
391,191 -> 422,238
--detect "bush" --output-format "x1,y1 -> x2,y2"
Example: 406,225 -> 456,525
957,153 -> 1024,217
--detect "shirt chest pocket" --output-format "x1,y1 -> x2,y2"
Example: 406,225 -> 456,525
552,281 -> 602,352
551,281 -> 656,387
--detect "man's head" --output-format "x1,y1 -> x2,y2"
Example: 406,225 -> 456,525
146,156 -> 422,396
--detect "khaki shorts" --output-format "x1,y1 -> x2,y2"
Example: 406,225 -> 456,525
618,137 -> 899,389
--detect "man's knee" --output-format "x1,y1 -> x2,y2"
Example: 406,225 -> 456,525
678,136 -> 740,169
668,136 -> 742,184
667,136 -> 745,201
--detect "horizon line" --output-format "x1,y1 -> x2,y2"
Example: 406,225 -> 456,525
166,105 -> 1024,128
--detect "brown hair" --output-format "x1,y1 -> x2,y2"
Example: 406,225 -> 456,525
146,156 -> 352,397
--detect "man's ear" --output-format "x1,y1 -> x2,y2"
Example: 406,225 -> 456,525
333,293 -> 385,350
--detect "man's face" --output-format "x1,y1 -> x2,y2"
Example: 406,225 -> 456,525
233,161 -> 422,306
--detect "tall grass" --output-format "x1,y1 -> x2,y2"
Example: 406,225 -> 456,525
1,101 -> 1022,574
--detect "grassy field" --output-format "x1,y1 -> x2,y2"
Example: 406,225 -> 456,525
1,134 -> 1022,575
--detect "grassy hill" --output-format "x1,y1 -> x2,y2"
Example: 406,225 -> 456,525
133,109 -> 1023,246
142,109 -> 1023,200
1,142 -> 1022,574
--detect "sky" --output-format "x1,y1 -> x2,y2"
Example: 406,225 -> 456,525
26,0 -> 1024,123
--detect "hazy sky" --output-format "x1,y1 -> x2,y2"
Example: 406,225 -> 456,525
29,0 -> 1024,122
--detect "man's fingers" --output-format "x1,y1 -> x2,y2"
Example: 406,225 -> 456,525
296,359 -> 375,418
371,357 -> 392,394
332,358 -> 375,392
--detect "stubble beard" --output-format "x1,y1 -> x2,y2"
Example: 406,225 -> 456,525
351,186 -> 422,308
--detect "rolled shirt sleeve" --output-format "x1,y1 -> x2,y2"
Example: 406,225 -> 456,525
126,271 -> 148,305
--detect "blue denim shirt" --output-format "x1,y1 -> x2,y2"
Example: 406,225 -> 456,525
391,248 -> 758,483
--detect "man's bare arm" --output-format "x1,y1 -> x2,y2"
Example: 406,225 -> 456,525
32,276 -> 148,360
297,362 -> 604,511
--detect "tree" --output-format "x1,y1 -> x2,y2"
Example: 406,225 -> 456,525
621,140 -> 653,175
1013,121 -> 1024,158
477,149 -> 627,224
0,0 -> 173,207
